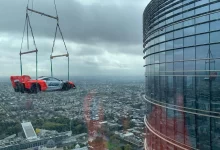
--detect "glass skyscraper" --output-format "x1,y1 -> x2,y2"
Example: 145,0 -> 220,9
143,0 -> 220,149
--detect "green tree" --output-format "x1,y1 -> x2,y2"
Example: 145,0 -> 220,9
124,144 -> 132,150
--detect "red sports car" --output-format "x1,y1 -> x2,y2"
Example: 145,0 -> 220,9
10,75 -> 76,93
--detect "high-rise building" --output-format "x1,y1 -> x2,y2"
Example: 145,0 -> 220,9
143,0 -> 220,149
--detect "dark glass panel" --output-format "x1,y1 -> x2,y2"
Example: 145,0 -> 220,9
210,21 -> 220,31
196,33 -> 209,45
195,0 -> 209,6
174,48 -> 183,61
174,61 -> 183,72
160,51 -> 165,63
195,5 -> 209,15
196,116 -> 211,149
166,17 -> 174,24
174,29 -> 183,38
183,10 -> 194,18
184,18 -> 194,27
210,2 -> 220,10
174,38 -> 183,49
184,76 -> 196,109
166,50 -> 174,62
195,15 -> 209,24
155,44 -> 159,52
210,44 -> 220,58
210,31 -> 220,43
155,53 -> 160,63
196,45 -> 209,59
184,36 -> 195,47
183,3 -> 194,11
166,25 -> 174,32
210,12 -> 220,20
184,26 -> 195,36
184,61 -> 195,75
166,32 -> 173,41
159,35 -> 166,43
174,14 -> 182,21
174,22 -> 183,30
196,23 -> 209,34
166,40 -> 174,50
160,42 -> 166,51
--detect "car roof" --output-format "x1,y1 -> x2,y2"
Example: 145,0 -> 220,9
38,76 -> 51,79
38,76 -> 60,80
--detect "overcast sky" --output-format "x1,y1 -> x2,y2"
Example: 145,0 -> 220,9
0,0 -> 150,78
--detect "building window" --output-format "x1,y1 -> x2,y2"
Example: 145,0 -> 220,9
184,18 -> 194,27
184,61 -> 195,75
195,15 -> 209,24
183,10 -> 194,18
166,40 -> 174,50
174,29 -> 183,38
166,32 -> 174,40
210,44 -> 220,58
174,38 -> 184,48
210,21 -> 220,31
160,43 -> 166,51
184,47 -> 195,60
196,45 -> 209,59
210,2 -> 220,10
196,33 -> 209,45
195,5 -> 209,15
210,31 -> 220,43
174,22 -> 183,30
160,52 -> 165,63
184,26 -> 195,36
166,50 -> 174,62
184,36 -> 195,47
196,23 -> 209,34
174,48 -> 183,61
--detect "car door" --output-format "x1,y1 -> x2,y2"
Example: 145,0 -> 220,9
48,77 -> 62,90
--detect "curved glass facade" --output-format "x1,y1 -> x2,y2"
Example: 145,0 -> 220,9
143,0 -> 220,149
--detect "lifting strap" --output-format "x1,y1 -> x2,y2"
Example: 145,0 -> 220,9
50,15 -> 70,81
20,10 -> 38,80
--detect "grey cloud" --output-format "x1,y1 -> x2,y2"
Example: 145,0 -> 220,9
0,0 -> 148,45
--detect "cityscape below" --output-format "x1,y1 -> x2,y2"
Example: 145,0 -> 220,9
0,76 -> 145,150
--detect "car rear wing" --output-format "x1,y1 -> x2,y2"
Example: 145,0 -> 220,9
10,75 -> 31,88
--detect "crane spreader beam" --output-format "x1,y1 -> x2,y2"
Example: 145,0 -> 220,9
50,53 -> 69,59
20,49 -> 38,55
27,8 -> 58,20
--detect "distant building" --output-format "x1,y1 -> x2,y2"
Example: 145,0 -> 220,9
21,122 -> 38,141
0,122 -> 72,150
143,0 -> 220,149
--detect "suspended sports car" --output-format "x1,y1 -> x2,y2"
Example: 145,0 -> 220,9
10,75 -> 76,93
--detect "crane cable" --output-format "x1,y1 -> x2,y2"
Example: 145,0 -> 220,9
51,0 -> 69,81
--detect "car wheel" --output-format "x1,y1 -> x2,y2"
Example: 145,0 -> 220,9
14,82 -> 20,92
15,82 -> 24,93
67,83 -> 71,90
31,84 -> 40,93
19,83 -> 25,93
62,83 -> 68,91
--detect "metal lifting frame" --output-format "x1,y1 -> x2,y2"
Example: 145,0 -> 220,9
27,0 -> 69,81
27,8 -> 58,20
20,10 -> 38,80
50,22 -> 70,81
19,0 -> 70,81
